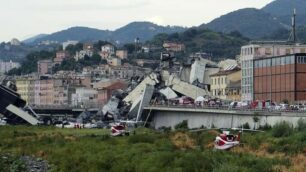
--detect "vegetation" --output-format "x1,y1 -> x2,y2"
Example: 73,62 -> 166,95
272,121 -> 294,138
2,123 -> 306,171
149,28 -> 249,59
174,120 -> 189,130
200,8 -> 284,39
31,23 -> 186,44
6,50 -> 55,75
7,42 -> 110,75
265,26 -> 306,43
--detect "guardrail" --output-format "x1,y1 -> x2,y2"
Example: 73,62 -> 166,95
31,104 -> 102,110
147,104 -> 306,113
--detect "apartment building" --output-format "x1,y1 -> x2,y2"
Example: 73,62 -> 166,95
254,53 -> 306,103
210,67 -> 241,101
240,42 -> 306,102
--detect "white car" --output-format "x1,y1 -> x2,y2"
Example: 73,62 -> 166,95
84,123 -> 97,129
0,118 -> 7,126
55,122 -> 81,128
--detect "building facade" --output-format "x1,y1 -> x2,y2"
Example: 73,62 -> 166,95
210,68 -> 241,101
62,40 -> 78,50
37,60 -> 53,75
0,60 -> 20,73
116,50 -> 128,59
254,53 -> 306,103
54,51 -> 69,64
240,43 -> 306,102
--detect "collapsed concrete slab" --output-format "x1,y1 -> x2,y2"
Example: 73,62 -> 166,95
166,75 -> 210,100
159,87 -> 178,99
123,73 -> 159,104
189,57 -> 218,84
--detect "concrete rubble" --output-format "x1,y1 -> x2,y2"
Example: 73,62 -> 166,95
19,155 -> 50,172
97,55 -> 219,123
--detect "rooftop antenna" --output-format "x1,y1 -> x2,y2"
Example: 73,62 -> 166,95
288,8 -> 297,43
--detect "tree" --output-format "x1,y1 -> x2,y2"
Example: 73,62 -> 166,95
91,54 -> 102,64
65,43 -> 83,55
253,113 -> 260,129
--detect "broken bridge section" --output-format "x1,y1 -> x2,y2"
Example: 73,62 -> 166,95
0,85 -> 39,125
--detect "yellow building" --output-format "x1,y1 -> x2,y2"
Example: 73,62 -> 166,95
210,67 -> 241,101
15,79 -> 34,103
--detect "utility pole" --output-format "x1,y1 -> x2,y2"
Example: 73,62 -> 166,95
289,9 -> 297,43
293,8 -> 296,43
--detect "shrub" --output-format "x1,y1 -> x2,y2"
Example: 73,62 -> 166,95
259,123 -> 272,130
127,134 -> 155,144
174,120 -> 188,130
158,126 -> 172,133
296,118 -> 306,131
242,122 -> 251,129
272,121 -> 294,137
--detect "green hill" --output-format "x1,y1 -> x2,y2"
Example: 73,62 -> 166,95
149,28 -> 249,59
29,22 -> 186,44
200,8 -> 284,39
262,0 -> 306,26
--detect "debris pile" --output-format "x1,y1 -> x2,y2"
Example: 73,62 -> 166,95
96,55 -> 221,124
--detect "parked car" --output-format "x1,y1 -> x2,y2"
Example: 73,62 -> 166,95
0,118 -> 7,126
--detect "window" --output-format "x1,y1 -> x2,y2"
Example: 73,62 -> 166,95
286,49 -> 291,55
259,60 -> 263,68
297,56 -> 306,64
276,58 -> 281,65
285,56 -> 293,64
255,61 -> 259,68
272,58 -> 276,66
265,48 -> 272,55
301,48 -> 306,53
291,56 -> 295,64
281,57 -> 286,65
267,59 -> 271,67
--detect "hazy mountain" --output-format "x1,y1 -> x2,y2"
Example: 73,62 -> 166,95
22,34 -> 49,44
262,0 -> 306,26
27,22 -> 186,44
200,8 -> 285,39
32,27 -> 112,44
112,22 -> 186,43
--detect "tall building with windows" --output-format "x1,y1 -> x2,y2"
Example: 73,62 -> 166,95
240,42 -> 306,102
254,53 -> 306,103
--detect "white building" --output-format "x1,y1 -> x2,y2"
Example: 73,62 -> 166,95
71,88 -> 98,107
10,38 -> 21,46
240,42 -> 306,102
0,60 -> 20,73
62,40 -> 79,50
101,44 -> 115,55
74,50 -> 93,61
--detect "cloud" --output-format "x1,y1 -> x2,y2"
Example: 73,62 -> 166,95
3,0 -> 150,11
147,16 -> 165,25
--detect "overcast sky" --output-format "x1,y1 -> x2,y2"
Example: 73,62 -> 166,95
0,0 -> 273,42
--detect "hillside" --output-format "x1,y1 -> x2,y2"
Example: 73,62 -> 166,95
33,27 -> 112,43
265,26 -> 306,43
150,28 -> 249,59
28,22 -> 186,44
113,22 -> 186,43
262,0 -> 306,26
200,8 -> 284,39
22,34 -> 49,44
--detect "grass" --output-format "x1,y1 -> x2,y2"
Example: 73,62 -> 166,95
0,125 -> 305,172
